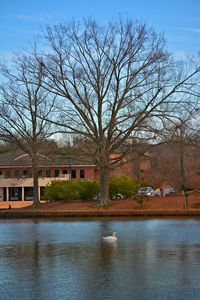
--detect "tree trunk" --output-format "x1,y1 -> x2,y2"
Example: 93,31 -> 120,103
99,164 -> 111,206
32,156 -> 40,208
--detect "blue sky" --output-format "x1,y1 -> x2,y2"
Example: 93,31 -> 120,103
0,0 -> 199,60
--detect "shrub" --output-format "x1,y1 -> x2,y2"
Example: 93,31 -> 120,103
109,176 -> 141,198
44,179 -> 99,201
78,180 -> 99,200
44,176 -> 141,201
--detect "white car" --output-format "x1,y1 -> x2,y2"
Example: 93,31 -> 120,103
145,187 -> 155,196
154,186 -> 176,196
163,186 -> 175,196
138,187 -> 155,196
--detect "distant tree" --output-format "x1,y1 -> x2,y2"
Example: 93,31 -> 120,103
167,116 -> 200,192
32,18 -> 200,206
0,55 -> 56,207
0,141 -> 16,154
144,113 -> 200,191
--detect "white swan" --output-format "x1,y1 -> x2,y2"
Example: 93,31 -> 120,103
103,232 -> 117,242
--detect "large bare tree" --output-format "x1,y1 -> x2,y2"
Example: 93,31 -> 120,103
33,18 -> 200,206
0,55 -> 55,207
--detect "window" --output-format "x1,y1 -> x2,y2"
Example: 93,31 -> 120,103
5,170 -> 10,178
46,170 -> 51,177
54,170 -> 59,177
10,187 -> 20,201
38,170 -> 42,177
14,171 -> 19,178
22,170 -> 28,177
24,187 -> 33,201
40,187 -> 45,199
71,169 -> 76,179
63,169 -> 68,174
80,169 -> 85,179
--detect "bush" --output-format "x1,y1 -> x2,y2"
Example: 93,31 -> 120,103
109,176 -> 141,198
44,179 -> 99,201
78,180 -> 99,200
44,176 -> 141,201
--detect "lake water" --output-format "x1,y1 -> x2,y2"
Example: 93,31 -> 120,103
0,218 -> 200,300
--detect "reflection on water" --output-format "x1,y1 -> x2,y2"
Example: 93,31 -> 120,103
0,218 -> 200,299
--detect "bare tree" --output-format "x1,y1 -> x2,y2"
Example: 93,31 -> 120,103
0,55 -> 55,207
144,112 -> 200,191
33,18 -> 200,206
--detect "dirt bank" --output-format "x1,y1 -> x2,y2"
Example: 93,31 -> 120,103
0,194 -> 200,218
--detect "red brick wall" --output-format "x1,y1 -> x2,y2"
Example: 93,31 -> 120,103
84,167 -> 95,179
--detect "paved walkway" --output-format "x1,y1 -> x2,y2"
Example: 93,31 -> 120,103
0,201 -> 32,209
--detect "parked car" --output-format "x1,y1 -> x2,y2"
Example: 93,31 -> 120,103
94,193 -> 125,201
138,187 -> 155,196
163,186 -> 175,196
154,186 -> 176,196
111,193 -> 124,200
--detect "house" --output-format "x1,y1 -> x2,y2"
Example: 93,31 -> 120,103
0,146 -> 153,202
0,149 -> 97,201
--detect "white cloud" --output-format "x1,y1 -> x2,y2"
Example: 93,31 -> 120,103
14,13 -> 54,22
178,27 -> 200,33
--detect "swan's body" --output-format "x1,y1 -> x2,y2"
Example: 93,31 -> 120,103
103,232 -> 117,242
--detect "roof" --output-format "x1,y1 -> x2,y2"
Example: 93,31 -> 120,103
0,149 -> 95,168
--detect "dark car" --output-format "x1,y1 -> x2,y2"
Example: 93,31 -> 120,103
94,193 -> 125,200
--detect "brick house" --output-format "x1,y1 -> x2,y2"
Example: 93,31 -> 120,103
0,147 -> 152,202
0,149 -> 97,201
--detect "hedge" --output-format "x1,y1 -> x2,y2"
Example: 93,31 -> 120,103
44,176 -> 141,201
44,179 -> 99,201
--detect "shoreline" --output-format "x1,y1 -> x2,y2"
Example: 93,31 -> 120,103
1,195 -> 200,218
1,209 -> 200,218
